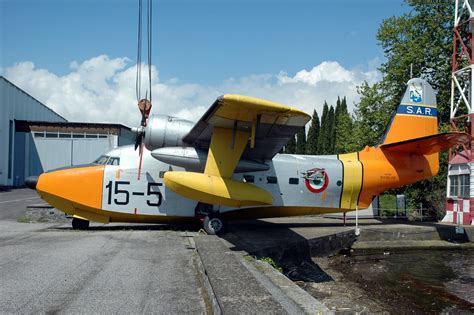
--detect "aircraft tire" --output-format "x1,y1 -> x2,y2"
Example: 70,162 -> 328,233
72,217 -> 90,230
203,215 -> 226,235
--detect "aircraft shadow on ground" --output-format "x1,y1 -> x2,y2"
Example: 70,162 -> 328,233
221,219 -> 347,283
51,222 -> 202,232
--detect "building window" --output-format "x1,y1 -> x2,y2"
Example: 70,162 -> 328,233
449,174 -> 470,197
289,178 -> 299,185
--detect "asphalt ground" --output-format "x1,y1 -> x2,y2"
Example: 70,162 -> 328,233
0,189 -> 209,313
0,222 -> 207,313
0,189 -> 325,314
0,188 -> 42,221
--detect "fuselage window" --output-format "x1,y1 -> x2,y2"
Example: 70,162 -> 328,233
289,178 -> 299,185
243,175 -> 255,183
267,176 -> 278,184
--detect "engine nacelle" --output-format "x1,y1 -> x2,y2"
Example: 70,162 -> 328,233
144,115 -> 194,150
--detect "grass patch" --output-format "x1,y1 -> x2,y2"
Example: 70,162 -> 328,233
258,257 -> 283,272
244,255 -> 283,273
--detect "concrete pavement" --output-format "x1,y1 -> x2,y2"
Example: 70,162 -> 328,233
0,222 -> 208,313
0,188 -> 42,221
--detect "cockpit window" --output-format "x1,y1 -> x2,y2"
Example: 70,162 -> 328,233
107,157 -> 120,165
93,155 -> 120,165
93,155 -> 109,165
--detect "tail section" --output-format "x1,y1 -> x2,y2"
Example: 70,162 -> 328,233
357,78 -> 471,209
380,132 -> 470,155
380,78 -> 438,145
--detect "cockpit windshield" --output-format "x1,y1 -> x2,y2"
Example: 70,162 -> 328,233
93,155 -> 120,166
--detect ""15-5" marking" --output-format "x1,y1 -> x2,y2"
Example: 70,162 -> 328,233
105,181 -> 163,207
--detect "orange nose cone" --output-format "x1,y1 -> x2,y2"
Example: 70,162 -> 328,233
37,165 -> 104,214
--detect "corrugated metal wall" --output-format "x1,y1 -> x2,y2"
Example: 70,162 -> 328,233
1,76 -> 66,186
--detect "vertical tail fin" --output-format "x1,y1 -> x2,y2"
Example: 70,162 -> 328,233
380,78 -> 438,145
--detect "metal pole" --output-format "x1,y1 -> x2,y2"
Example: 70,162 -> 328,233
355,205 -> 360,236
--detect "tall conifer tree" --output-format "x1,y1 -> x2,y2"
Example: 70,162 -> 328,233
327,106 -> 336,154
317,102 -> 329,154
284,135 -> 296,154
296,128 -> 306,154
306,110 -> 320,155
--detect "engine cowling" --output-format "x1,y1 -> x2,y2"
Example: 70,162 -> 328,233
144,115 -> 194,150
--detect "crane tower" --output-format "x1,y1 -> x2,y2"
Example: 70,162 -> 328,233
444,0 -> 474,225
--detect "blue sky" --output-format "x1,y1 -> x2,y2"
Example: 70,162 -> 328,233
2,0 -> 408,84
1,0 -> 410,125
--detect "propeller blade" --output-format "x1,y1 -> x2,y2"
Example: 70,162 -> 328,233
137,142 -> 145,180
134,132 -> 142,151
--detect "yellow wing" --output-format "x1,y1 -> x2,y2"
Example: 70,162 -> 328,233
164,94 -> 311,207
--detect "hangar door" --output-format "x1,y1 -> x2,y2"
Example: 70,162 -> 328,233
32,132 -> 117,172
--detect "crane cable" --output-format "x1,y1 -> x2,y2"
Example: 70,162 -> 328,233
135,0 -> 153,103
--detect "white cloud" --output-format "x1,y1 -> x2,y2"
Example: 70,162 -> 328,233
3,55 -> 381,127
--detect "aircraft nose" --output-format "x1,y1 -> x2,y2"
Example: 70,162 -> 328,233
25,176 -> 39,190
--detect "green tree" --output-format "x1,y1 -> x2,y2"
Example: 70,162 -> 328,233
335,97 -> 356,154
376,0 -> 452,124
284,135 -> 296,154
306,110 -> 320,155
354,82 -> 392,148
318,102 -> 329,154
327,106 -> 336,154
296,128 -> 306,154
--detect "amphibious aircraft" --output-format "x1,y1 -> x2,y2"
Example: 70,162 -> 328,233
26,78 -> 470,234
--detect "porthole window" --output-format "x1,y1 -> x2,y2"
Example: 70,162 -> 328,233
244,175 -> 255,183
289,178 -> 299,185
267,176 -> 278,184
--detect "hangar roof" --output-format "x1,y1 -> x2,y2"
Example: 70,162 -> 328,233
0,76 -> 67,122
15,120 -> 132,135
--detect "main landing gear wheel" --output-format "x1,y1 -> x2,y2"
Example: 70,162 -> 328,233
203,215 -> 226,235
72,218 -> 90,230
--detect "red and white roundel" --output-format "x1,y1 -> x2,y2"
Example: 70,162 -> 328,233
303,168 -> 329,193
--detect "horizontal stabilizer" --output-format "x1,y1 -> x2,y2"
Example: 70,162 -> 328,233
380,132 -> 471,155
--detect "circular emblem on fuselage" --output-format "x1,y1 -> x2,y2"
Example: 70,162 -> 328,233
302,168 -> 329,193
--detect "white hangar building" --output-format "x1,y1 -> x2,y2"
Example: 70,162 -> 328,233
0,76 -> 134,187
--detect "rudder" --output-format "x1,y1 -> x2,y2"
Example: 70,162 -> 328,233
380,78 -> 438,145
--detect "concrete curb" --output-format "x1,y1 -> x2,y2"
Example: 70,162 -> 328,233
194,235 -> 329,314
353,240 -> 474,252
241,256 -> 329,314
190,237 -> 222,315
